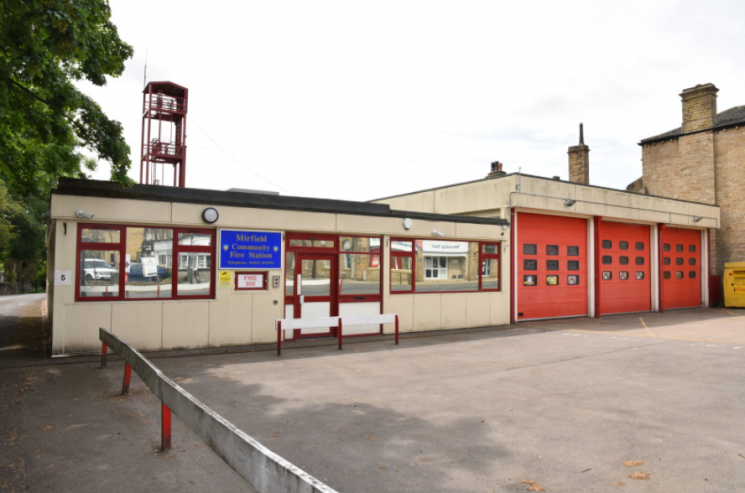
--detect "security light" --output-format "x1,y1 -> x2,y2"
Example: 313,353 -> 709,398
693,216 -> 703,223
403,218 -> 413,230
202,207 -> 219,224
432,230 -> 445,237
564,199 -> 577,207
76,210 -> 94,219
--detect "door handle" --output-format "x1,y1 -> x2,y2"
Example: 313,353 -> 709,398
299,295 -> 304,304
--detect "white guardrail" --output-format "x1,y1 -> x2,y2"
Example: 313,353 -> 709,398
99,328 -> 339,493
275,314 -> 399,355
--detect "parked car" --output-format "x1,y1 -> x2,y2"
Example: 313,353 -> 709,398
128,262 -> 170,282
83,259 -> 117,281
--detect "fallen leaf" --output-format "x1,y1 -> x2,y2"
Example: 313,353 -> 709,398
628,472 -> 650,480
528,486 -> 546,492
190,481 -> 195,484
42,426 -> 53,431
364,436 -> 376,441
165,455 -> 177,459
141,421 -> 150,425
379,465 -> 387,469
617,481 -> 626,486
139,413 -> 146,417
521,480 -> 536,485
623,460 -> 644,467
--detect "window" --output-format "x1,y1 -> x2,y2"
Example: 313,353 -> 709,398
664,271 -> 671,279
289,239 -> 335,248
635,242 -> 645,251
619,241 -> 629,250
324,260 -> 331,268
619,256 -> 629,265
602,271 -> 612,280
635,257 -> 645,266
546,260 -> 559,270
390,239 -> 500,293
676,258 -> 684,265
523,244 -> 537,255
689,245 -> 696,253
285,252 -> 295,295
567,275 -> 580,285
664,257 -> 671,265
635,271 -> 644,280
602,256 -> 612,264
523,275 -> 537,286
689,258 -> 696,266
619,271 -> 629,280
602,240 -> 612,249
676,271 -> 684,279
546,275 -> 559,285
524,259 -> 537,270
568,260 -> 579,271
546,245 -> 559,256
664,244 -> 671,252
689,271 -> 697,279
676,244 -> 684,252
337,236 -> 381,296
567,246 -> 579,256
77,225 -> 215,301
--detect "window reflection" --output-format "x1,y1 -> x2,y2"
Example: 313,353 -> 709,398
339,254 -> 380,295
286,252 -> 295,296
415,241 -> 479,292
178,232 -> 212,246
177,253 -> 212,296
482,259 -> 499,290
81,228 -> 120,243
391,256 -> 413,291
80,250 -> 120,297
125,228 -> 172,299
340,237 -> 381,253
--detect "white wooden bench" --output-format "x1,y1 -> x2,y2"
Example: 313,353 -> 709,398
275,314 -> 399,355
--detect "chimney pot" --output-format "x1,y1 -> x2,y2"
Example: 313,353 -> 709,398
486,161 -> 506,179
680,83 -> 718,133
568,123 -> 590,184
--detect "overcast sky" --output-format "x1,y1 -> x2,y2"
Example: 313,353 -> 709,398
80,0 -> 745,202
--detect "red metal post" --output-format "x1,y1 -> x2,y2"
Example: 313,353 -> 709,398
658,224 -> 666,313
121,363 -> 132,394
277,321 -> 282,356
338,318 -> 343,350
395,315 -> 399,345
101,343 -> 107,369
161,404 -> 172,451
509,208 -> 516,324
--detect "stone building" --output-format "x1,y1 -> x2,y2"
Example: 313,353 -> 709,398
628,83 -> 745,275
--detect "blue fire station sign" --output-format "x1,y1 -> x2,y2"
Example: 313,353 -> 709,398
218,230 -> 283,270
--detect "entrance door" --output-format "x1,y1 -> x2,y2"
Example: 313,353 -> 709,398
293,253 -> 338,338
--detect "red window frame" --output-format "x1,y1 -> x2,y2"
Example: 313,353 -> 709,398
389,238 -> 502,294
337,234 -> 383,304
75,223 -> 216,302
235,271 -> 267,291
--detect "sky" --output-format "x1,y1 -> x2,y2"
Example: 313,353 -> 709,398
80,0 -> 745,202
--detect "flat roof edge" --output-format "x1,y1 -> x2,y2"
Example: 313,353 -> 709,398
52,178 -> 508,226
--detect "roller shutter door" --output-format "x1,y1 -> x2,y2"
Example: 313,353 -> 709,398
517,213 -> 587,320
599,222 -> 651,315
662,228 -> 702,309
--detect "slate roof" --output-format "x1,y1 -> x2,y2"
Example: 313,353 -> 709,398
640,105 -> 745,145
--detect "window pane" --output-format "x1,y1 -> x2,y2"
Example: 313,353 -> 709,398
664,271 -> 671,279
340,237 -> 381,253
664,257 -> 671,265
546,260 -> 559,270
619,256 -> 629,265
689,245 -> 696,253
676,244 -> 684,252
546,275 -> 559,285
689,258 -> 696,266
664,244 -> 671,252
568,260 -> 579,271
635,257 -> 645,266
124,228 -> 173,299
339,254 -> 380,295
602,240 -> 612,249
524,259 -> 537,270
299,258 -> 331,296
546,245 -> 559,256
676,258 -> 684,265
523,275 -> 537,286
602,256 -> 612,264
620,271 -> 629,280
177,253 -> 212,296
689,271 -> 697,279
80,250 -> 120,297
391,240 -> 413,252
523,244 -> 537,255
635,242 -> 645,251
81,228 -> 120,243
391,256 -> 413,291
285,252 -> 295,295
482,243 -> 499,254
289,239 -> 334,248
635,271 -> 645,280
482,259 -> 499,290
567,275 -> 580,285
178,232 -> 211,246
416,242 -> 479,292
567,246 -> 579,256
619,241 -> 629,250
676,271 -> 684,279
602,271 -> 612,280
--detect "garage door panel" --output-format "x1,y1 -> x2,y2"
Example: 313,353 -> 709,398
599,222 -> 651,315
517,213 -> 587,320
662,228 -> 701,309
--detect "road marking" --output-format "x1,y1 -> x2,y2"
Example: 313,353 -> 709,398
639,316 -> 654,338
722,308 -> 742,316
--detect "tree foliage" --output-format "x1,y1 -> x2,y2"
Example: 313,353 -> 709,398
0,0 -> 135,195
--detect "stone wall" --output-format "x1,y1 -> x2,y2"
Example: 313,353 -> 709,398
714,126 -> 745,274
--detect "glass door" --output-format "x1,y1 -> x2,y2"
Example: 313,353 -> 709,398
294,253 -> 338,338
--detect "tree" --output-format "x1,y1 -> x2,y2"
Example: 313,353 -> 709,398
0,0 -> 134,283
0,0 -> 135,195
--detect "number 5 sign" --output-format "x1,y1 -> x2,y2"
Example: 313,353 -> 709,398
55,270 -> 72,286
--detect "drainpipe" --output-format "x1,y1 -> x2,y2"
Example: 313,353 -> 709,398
594,216 -> 602,318
658,224 -> 666,313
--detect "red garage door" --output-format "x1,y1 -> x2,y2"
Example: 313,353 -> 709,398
517,213 -> 587,320
662,228 -> 701,309
599,222 -> 651,315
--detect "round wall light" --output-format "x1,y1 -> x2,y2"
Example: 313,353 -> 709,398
403,218 -> 413,230
202,207 -> 219,224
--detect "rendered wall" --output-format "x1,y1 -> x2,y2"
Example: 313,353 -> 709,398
50,194 -> 509,356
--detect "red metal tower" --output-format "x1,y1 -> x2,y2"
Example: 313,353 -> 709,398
140,81 -> 188,187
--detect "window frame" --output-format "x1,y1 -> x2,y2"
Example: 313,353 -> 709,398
389,238 -> 502,294
75,223 -> 216,303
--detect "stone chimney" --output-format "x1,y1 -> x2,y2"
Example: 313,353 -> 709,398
680,83 -> 719,133
568,123 -> 590,184
486,161 -> 506,179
